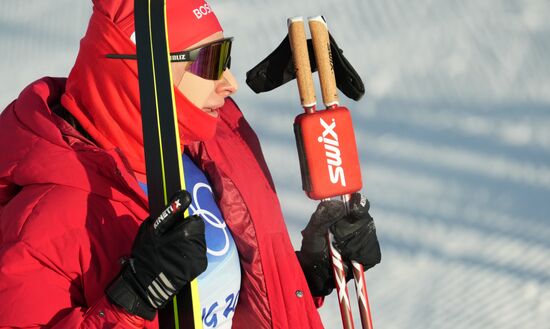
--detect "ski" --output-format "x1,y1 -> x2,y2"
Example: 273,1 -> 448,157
133,0 -> 202,328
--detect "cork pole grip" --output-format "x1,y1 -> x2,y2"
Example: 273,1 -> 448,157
308,16 -> 339,107
288,17 -> 316,108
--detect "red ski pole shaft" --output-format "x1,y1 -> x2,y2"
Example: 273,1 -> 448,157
327,231 -> 356,329
342,196 -> 374,329
289,17 -> 356,329
309,15 -> 374,329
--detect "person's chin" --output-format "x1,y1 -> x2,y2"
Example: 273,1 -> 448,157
202,108 -> 220,118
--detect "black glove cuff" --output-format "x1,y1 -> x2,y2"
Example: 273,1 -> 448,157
106,269 -> 156,321
296,250 -> 335,297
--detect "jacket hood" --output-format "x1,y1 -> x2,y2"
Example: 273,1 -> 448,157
0,77 -> 147,211
61,2 -> 223,178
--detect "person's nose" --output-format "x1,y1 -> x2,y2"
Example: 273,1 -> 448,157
215,69 -> 239,97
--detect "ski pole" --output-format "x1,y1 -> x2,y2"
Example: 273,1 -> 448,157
308,15 -> 374,329
288,16 -> 356,329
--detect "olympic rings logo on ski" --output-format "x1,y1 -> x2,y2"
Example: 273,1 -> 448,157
189,182 -> 230,257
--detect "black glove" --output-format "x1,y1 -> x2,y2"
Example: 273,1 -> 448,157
246,33 -> 365,101
332,193 -> 381,269
106,190 -> 207,320
297,199 -> 346,296
297,194 -> 381,297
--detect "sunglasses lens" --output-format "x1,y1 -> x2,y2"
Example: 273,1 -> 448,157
187,39 -> 232,80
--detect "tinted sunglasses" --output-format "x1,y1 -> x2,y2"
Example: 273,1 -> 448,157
107,37 -> 233,80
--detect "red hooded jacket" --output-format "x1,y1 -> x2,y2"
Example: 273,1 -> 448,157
0,1 -> 326,327
0,77 -> 325,328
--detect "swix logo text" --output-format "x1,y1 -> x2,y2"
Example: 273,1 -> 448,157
318,118 -> 347,187
193,3 -> 212,19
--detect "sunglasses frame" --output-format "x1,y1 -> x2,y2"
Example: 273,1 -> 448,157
106,37 -> 233,80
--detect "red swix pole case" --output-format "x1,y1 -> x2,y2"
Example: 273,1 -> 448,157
294,106 -> 362,200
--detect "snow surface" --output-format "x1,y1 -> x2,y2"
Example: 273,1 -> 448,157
1,1 -> 549,328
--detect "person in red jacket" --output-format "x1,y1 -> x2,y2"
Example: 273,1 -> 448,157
0,0 -> 380,328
